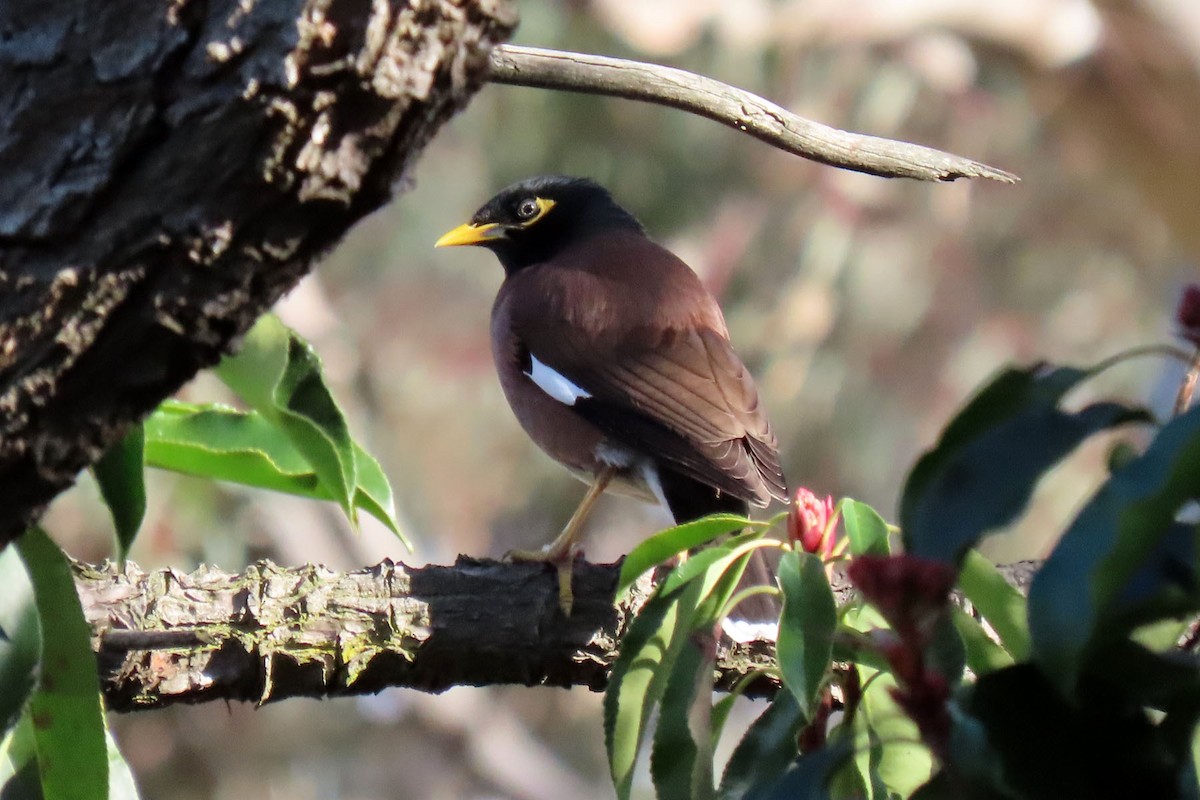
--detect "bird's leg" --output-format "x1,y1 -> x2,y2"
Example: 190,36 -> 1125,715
505,466 -> 617,615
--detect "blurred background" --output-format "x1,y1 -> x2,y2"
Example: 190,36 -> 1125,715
43,0 -> 1199,797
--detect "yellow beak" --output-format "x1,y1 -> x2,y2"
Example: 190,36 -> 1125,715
435,222 -> 504,248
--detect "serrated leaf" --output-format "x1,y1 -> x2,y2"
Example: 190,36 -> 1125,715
651,556 -> 755,800
606,579 -> 705,800
901,363 -> 1150,565
1029,407 -> 1200,698
957,550 -> 1030,661
145,400 -> 409,549
217,314 -> 357,520
776,551 -> 837,719
840,499 -> 890,557
650,635 -> 714,800
92,424 -> 147,565
618,514 -> 755,596
16,527 -> 107,800
718,692 -> 806,800
608,540 -> 765,800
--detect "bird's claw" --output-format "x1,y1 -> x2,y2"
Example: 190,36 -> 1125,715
503,542 -> 582,616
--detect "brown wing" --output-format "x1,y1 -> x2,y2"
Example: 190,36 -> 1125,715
502,232 -> 787,507
553,327 -> 785,506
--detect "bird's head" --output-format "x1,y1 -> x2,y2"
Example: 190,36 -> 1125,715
435,175 -> 644,273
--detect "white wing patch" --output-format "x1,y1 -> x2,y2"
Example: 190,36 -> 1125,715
525,353 -> 593,406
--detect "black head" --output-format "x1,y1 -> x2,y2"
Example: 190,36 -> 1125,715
435,176 -> 644,273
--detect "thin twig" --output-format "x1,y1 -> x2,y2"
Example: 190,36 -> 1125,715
487,45 -> 1018,184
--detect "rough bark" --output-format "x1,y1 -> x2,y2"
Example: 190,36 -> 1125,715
77,557 -> 783,712
0,0 -> 517,547
78,554 -> 1044,711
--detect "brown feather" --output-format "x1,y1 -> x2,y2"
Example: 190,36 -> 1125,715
494,229 -> 787,507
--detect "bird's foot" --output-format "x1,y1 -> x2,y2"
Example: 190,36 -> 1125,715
504,541 -> 582,616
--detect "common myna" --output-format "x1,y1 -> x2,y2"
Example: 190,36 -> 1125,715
436,176 -> 787,612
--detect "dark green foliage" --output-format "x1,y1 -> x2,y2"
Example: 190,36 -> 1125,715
604,353 -> 1200,799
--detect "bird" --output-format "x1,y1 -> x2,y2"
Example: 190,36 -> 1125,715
436,176 -> 787,613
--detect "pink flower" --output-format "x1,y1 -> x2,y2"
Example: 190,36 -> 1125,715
787,488 -> 838,557
1178,284 -> 1200,347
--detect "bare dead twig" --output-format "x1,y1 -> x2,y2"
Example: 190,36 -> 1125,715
487,45 -> 1018,184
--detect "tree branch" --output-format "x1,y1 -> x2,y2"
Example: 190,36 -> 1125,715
78,555 -> 1046,712
487,45 -> 1018,184
78,558 -> 781,712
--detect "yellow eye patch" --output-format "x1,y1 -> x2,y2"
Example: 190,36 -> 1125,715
519,197 -> 556,226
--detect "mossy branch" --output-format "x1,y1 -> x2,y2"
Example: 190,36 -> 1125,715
78,558 -> 781,712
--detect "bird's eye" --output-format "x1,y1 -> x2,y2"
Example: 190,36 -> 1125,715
516,198 -> 540,221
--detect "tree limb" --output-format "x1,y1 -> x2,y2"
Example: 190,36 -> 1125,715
487,45 -> 1018,184
78,557 -> 782,712
78,555 -> 1046,712
0,0 -> 516,548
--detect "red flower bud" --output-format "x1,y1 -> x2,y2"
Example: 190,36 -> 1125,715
847,554 -> 956,643
1178,284 -> 1200,347
787,488 -> 838,556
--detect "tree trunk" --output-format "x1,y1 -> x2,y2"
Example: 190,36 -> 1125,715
0,0 -> 516,547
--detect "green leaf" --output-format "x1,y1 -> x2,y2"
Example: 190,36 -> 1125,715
92,425 -> 146,564
0,714 -> 36,795
956,550 -> 1030,661
776,551 -> 837,719
216,314 -> 357,520
617,514 -> 755,596
718,692 -> 806,800
0,549 -> 38,735
1111,523 -> 1200,629
901,363 -> 1149,565
1029,406 -> 1200,697
608,539 -> 764,800
853,666 -> 933,798
145,400 -> 409,549
606,579 -> 705,800
650,634 -> 714,800
350,443 -> 405,539
951,607 -> 1013,676
1,715 -> 143,800
16,527 -> 107,800
650,547 -> 762,800
744,742 -> 854,800
964,663 -> 1181,798
926,612 -> 967,690
840,499 -> 890,557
